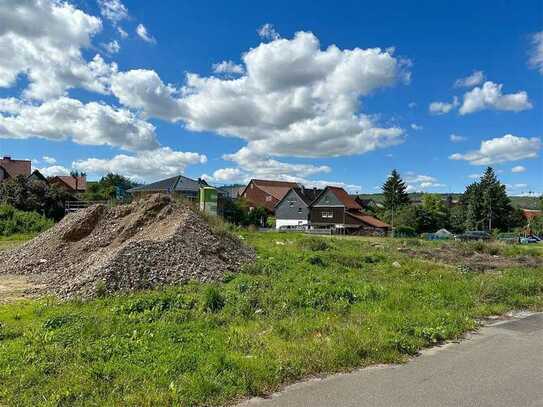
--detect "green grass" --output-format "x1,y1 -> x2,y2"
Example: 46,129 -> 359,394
0,233 -> 542,406
0,233 -> 36,251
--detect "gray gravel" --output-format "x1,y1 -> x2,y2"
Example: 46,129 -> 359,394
0,194 -> 254,299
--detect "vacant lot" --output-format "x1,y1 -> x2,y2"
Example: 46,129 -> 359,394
0,233 -> 542,406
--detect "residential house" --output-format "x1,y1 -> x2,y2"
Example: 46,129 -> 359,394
0,156 -> 31,182
274,187 -> 323,229
218,185 -> 245,200
522,209 -> 542,235
28,169 -> 48,183
354,196 -> 383,211
49,175 -> 87,193
240,179 -> 299,213
128,175 -> 209,202
310,186 -> 391,234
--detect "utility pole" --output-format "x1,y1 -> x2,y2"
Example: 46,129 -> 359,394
488,197 -> 492,232
391,185 -> 396,237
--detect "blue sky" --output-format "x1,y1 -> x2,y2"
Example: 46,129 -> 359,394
0,0 -> 541,194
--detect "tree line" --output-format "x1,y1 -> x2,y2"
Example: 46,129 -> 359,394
0,173 -> 136,221
379,167 -> 532,235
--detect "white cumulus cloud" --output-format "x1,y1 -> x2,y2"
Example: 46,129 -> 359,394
204,147 -> 361,192
136,24 -> 155,43
179,32 -> 408,158
73,147 -> 207,182
97,0 -> 128,24
454,70 -> 484,88
429,97 -> 459,115
117,26 -> 128,38
459,81 -> 532,115
405,173 -> 446,191
0,97 -> 158,151
110,31 -> 409,159
257,23 -> 280,41
102,40 -> 120,54
36,165 -> 71,177
212,60 -> 244,75
110,70 -> 183,121
42,156 -> 57,165
529,31 -> 543,74
511,165 -> 526,173
450,134 -> 541,165
0,0 -> 119,100
450,134 -> 467,143
204,168 -> 243,183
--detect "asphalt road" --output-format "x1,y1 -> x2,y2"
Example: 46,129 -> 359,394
240,313 -> 543,407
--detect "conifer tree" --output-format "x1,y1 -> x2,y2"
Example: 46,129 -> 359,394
461,167 -> 513,231
382,169 -> 410,210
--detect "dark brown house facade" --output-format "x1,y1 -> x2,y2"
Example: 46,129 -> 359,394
310,186 -> 390,234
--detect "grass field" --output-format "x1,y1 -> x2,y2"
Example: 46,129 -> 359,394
0,233 -> 542,406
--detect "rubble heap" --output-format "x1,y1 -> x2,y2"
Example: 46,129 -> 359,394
0,194 -> 254,299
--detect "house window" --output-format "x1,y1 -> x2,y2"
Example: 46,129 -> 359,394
288,200 -> 295,207
298,207 -> 302,213
322,211 -> 333,218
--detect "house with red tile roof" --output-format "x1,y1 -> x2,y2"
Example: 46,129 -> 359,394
0,156 -> 31,182
240,179 -> 300,212
309,186 -> 390,234
49,175 -> 87,193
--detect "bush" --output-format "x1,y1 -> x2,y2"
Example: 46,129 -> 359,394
202,286 -> 225,312
298,237 -> 331,251
394,226 -> 417,237
0,204 -> 54,236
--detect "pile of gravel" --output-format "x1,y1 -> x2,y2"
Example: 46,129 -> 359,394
0,194 -> 255,299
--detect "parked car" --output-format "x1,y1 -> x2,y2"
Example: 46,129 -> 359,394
520,235 -> 542,244
497,233 -> 520,244
455,230 -> 492,241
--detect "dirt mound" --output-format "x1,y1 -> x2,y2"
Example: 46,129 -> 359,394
0,194 -> 255,299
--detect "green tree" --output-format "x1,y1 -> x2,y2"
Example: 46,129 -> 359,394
479,167 -> 513,231
420,193 -> 450,231
382,169 -> 410,211
449,205 -> 466,234
530,215 -> 543,236
460,167 -> 514,232
82,173 -> 136,201
0,176 -> 71,221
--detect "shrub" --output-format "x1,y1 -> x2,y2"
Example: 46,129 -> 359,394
0,204 -> 54,236
298,238 -> 331,251
394,226 -> 417,238
307,255 -> 326,267
202,286 -> 225,312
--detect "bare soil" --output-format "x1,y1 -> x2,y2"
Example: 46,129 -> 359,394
0,275 -> 43,303
396,243 -> 543,272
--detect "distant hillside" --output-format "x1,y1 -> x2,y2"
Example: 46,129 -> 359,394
354,193 -> 541,210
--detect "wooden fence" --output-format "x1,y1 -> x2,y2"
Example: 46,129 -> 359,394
65,200 -> 108,213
